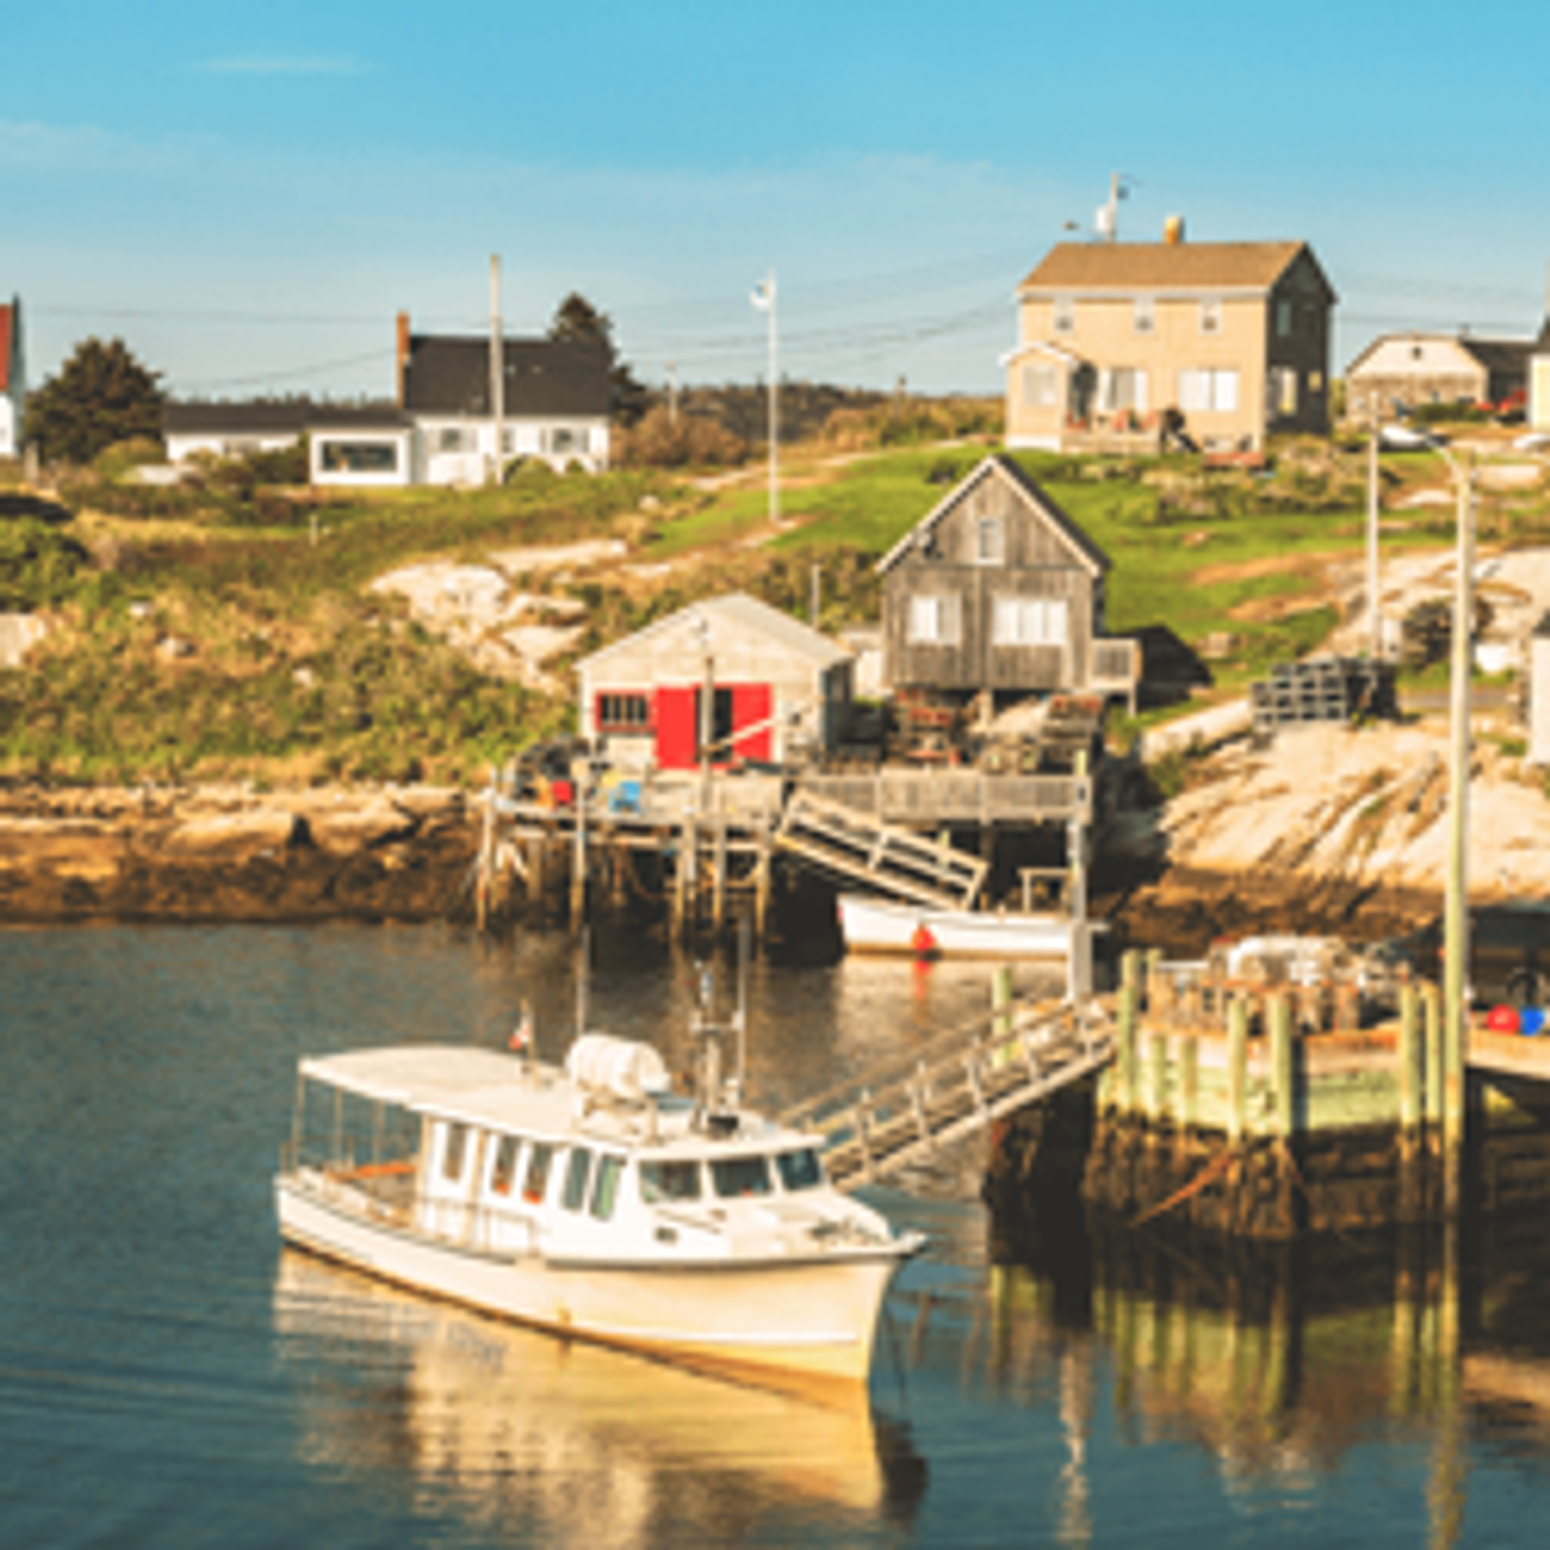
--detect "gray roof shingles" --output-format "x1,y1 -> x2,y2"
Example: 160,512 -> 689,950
403,336 -> 612,418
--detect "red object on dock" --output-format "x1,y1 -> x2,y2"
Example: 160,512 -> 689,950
1486,1004 -> 1521,1034
910,923 -> 937,958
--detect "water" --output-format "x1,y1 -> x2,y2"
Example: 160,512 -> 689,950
4,922 -> 1550,1547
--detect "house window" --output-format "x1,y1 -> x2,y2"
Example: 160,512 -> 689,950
438,427 -> 466,453
1200,299 -> 1222,335
1102,368 -> 1149,414
1275,299 -> 1293,339
907,594 -> 962,646
320,439 -> 399,474
993,597 -> 1070,647
501,428 -> 516,454
1021,365 -> 1059,408
1053,297 -> 1074,335
1179,368 -> 1239,413
596,692 -> 651,734
1134,297 -> 1155,335
976,517 -> 1005,565
1269,367 -> 1298,417
442,1123 -> 469,1182
550,426 -> 588,455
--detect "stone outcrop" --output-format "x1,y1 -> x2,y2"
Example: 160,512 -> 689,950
0,784 -> 477,922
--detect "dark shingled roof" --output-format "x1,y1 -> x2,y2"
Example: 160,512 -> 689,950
402,336 -> 612,418
1019,240 -> 1322,295
164,400 -> 407,435
1458,337 -> 1535,379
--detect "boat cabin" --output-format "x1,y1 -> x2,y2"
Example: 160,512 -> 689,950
282,1042 -> 847,1264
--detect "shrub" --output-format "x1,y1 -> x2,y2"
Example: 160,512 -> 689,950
613,407 -> 748,469
0,519 -> 90,610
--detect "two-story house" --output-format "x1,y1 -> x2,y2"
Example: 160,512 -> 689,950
878,454 -> 1137,707
1004,230 -> 1336,453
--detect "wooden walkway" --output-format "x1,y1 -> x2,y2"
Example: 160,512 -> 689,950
774,790 -> 988,909
779,994 -> 1114,1193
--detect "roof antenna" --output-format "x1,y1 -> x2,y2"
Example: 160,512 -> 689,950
1095,173 -> 1136,243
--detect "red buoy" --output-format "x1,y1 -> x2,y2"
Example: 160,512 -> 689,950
910,923 -> 937,959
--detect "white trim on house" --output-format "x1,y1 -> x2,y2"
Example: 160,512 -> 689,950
310,428 -> 415,487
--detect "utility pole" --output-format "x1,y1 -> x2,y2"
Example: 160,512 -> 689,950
489,254 -> 504,486
1442,454 -> 1475,1217
1367,412 -> 1382,658
752,272 -> 779,526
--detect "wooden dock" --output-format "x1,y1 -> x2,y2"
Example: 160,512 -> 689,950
989,950 -> 1550,1239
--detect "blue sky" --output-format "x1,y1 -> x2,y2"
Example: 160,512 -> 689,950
5,0 -> 1550,398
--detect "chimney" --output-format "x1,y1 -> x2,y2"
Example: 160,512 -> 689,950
1163,214 -> 1185,246
395,310 -> 411,408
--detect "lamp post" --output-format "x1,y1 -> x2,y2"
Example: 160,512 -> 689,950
1421,431 -> 1475,1214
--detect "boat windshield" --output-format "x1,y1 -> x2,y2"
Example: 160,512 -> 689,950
710,1155 -> 773,1199
774,1147 -> 825,1192
639,1159 -> 702,1203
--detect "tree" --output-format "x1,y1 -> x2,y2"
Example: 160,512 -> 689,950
27,337 -> 165,465
548,293 -> 648,426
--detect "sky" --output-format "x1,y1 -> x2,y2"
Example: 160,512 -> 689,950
5,0 -> 1550,400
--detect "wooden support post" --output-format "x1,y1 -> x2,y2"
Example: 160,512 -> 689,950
1398,981 -> 1422,1224
1115,980 -> 1139,1118
1144,947 -> 1163,1014
1269,994 -> 1294,1142
711,819 -> 727,936
1177,1033 -> 1199,1160
1423,982 -> 1444,1139
992,963 -> 1013,1041
1226,996 -> 1249,1148
753,833 -> 772,941
672,819 -> 693,938
1148,1027 -> 1169,1127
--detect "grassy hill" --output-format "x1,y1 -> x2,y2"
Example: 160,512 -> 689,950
2,433 -> 1533,786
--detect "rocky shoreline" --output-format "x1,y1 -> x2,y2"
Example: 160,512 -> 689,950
0,784 -> 479,922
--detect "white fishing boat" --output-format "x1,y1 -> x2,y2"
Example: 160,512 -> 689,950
274,977 -> 924,1388
837,892 -> 1077,960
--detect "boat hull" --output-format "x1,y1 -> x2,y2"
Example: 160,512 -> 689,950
275,1176 -> 914,1385
838,893 -> 1074,959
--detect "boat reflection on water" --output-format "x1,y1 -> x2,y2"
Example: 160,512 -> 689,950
272,1250 -> 927,1545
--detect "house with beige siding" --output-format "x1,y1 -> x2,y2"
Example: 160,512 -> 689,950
1004,234 -> 1336,453
1346,329 -> 1542,422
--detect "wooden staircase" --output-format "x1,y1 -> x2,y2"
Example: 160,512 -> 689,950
773,790 -> 987,910
779,994 -> 1113,1193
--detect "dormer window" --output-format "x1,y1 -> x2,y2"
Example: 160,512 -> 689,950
1134,297 -> 1155,335
1199,299 -> 1222,335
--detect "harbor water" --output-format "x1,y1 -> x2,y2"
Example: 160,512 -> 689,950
5,922 -> 1550,1547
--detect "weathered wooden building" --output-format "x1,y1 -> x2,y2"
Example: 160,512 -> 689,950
878,454 -> 1138,704
576,592 -> 854,773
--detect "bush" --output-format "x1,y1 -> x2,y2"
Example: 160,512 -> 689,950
613,406 -> 748,469
0,519 -> 90,611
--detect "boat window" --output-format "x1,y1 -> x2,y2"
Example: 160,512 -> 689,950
442,1122 -> 469,1182
562,1147 -> 594,1212
639,1160 -> 702,1203
590,1156 -> 624,1221
522,1142 -> 554,1204
490,1134 -> 521,1195
775,1148 -> 825,1192
710,1156 -> 773,1199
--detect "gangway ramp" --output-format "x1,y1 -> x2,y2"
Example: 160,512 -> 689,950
773,790 -> 987,910
780,996 -> 1113,1193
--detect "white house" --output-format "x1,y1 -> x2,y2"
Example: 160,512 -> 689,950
1346,330 -> 1537,421
0,296 -> 24,458
160,309 -> 614,487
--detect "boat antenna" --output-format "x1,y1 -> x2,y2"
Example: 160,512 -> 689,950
732,917 -> 750,1106
576,927 -> 590,1038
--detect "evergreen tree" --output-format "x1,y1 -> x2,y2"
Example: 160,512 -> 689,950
547,293 -> 647,426
27,337 -> 165,465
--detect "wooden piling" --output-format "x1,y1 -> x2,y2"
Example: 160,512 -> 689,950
1443,985 -> 1466,1218
992,964 -> 1013,1040
711,819 -> 727,935
1148,1028 -> 1169,1128
569,802 -> 587,935
1423,982 -> 1443,1139
1177,1033 -> 1199,1141
1398,982 -> 1422,1223
1226,997 -> 1249,1148
1115,979 -> 1139,1118
753,833 -> 772,941
1268,993 -> 1296,1235
672,819 -> 693,938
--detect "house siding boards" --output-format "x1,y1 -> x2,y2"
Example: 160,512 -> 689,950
880,456 -> 1110,696
1005,239 -> 1335,452
577,593 -> 853,772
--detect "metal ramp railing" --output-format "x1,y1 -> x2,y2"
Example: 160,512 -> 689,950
779,995 -> 1113,1193
773,790 -> 988,910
